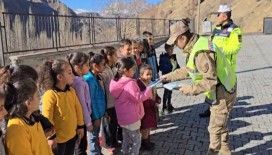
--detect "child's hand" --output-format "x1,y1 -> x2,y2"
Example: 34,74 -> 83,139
77,128 -> 84,139
86,124 -> 93,132
48,138 -> 57,149
94,120 -> 101,128
45,128 -> 55,138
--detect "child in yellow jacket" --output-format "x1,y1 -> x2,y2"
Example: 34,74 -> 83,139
38,60 -> 84,155
5,79 -> 53,155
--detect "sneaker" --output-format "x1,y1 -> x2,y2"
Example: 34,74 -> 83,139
141,139 -> 155,151
161,106 -> 167,114
162,105 -> 167,112
207,149 -> 219,155
160,110 -> 165,116
168,104 -> 175,113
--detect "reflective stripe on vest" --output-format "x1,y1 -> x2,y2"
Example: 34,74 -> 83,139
212,23 -> 238,37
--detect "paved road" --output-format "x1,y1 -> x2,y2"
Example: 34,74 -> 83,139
143,34 -> 272,155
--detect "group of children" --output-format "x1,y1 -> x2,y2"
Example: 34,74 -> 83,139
0,31 -> 180,155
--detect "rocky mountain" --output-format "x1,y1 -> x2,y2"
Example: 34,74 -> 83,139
142,0 -> 272,33
0,0 -> 90,53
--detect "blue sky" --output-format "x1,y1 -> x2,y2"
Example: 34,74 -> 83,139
61,0 -> 161,12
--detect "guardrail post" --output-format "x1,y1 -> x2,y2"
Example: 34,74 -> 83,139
116,17 -> 121,41
53,12 -> 59,51
168,20 -> 171,36
0,21 -> 5,66
2,13 -> 8,54
136,18 -> 140,36
91,17 -> 96,43
151,19 -> 155,35
116,17 -> 119,41
163,19 -> 166,36
89,15 -> 92,44
50,15 -> 55,48
57,15 -> 61,48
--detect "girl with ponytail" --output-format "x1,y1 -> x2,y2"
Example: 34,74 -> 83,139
38,60 -> 84,155
109,57 -> 152,155
67,52 -> 92,155
4,78 -> 53,155
100,46 -> 120,148
83,52 -> 106,155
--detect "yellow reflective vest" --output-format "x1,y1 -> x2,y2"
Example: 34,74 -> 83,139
186,36 -> 237,100
212,21 -> 242,73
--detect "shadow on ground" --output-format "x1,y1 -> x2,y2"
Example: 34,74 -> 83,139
137,95 -> 272,155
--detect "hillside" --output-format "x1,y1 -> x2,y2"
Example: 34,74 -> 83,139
142,0 -> 272,33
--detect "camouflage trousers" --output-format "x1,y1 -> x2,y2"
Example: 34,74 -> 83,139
208,85 -> 237,154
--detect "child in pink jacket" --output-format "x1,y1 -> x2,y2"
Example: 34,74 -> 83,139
109,57 -> 152,155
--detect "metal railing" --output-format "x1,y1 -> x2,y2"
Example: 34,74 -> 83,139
0,12 -> 181,55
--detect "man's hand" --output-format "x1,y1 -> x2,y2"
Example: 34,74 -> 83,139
48,138 -> 57,149
160,75 -> 168,82
179,84 -> 193,96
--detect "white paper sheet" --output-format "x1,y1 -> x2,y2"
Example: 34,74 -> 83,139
163,81 -> 183,90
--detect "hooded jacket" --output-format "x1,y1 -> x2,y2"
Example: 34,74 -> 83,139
109,77 -> 152,126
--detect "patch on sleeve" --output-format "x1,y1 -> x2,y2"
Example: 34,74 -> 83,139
196,54 -> 209,73
238,35 -> 242,43
201,62 -> 209,73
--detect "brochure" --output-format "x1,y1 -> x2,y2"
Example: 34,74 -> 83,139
163,81 -> 183,90
148,79 -> 162,88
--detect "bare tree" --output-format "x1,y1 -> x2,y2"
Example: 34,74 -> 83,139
102,0 -> 127,17
102,0 -> 152,39
102,0 -> 152,17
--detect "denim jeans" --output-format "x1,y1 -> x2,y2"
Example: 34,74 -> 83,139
87,126 -> 101,155
147,56 -> 159,81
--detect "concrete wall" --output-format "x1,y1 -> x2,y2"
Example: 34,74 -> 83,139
8,37 -> 168,68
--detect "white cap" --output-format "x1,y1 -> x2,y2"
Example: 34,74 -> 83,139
217,4 -> 231,13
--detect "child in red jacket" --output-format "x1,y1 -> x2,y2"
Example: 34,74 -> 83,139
137,64 -> 161,151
